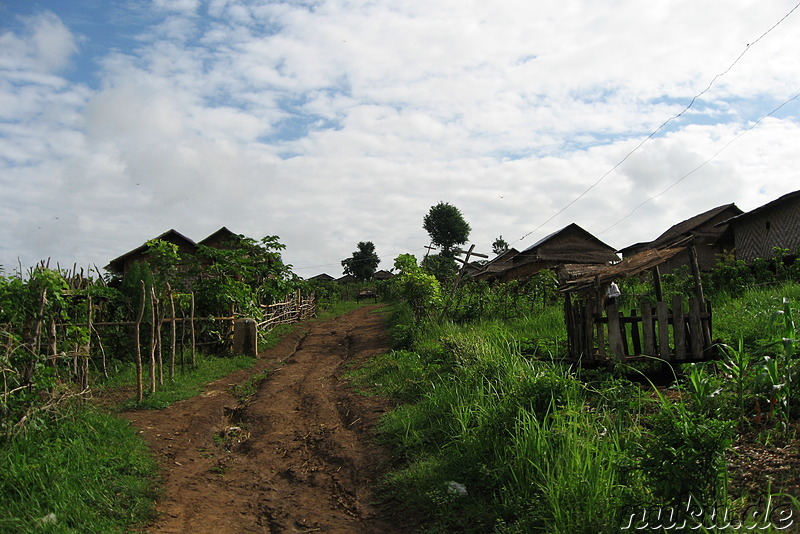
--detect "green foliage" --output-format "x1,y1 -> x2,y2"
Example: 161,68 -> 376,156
389,254 -> 442,319
341,241 -> 380,282
191,234 -> 296,314
444,272 -> 560,325
423,201 -> 471,256
0,267 -> 94,437
639,401 -> 733,507
492,236 -> 509,255
0,405 -> 157,533
106,352 -> 257,410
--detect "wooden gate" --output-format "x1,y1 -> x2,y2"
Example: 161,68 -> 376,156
564,294 -> 714,363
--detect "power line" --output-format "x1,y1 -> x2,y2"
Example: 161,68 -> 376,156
511,1 -> 800,247
598,90 -> 800,235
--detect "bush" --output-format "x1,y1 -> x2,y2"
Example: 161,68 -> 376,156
639,402 -> 733,507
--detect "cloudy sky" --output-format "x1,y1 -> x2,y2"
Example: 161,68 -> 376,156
2,0 -> 800,278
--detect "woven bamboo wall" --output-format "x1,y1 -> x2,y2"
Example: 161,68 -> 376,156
733,200 -> 800,263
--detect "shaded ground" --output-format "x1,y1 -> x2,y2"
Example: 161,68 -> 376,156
125,305 -> 415,534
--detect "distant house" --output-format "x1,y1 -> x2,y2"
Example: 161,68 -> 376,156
308,273 -> 336,282
470,248 -> 520,283
495,224 -> 619,283
105,229 -> 198,278
105,227 -> 250,280
620,203 -> 742,272
724,189 -> 800,263
336,274 -> 356,284
373,270 -> 394,281
197,226 -> 241,249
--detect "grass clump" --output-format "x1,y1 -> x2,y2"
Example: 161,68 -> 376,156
354,302 -> 747,533
0,405 -> 158,533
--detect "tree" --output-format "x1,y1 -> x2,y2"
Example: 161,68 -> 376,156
423,202 -> 471,257
492,235 -> 509,255
341,241 -> 380,282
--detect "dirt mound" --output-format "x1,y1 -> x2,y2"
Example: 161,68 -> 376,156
125,305 -> 415,534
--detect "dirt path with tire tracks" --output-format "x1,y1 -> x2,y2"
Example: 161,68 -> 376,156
124,305 -> 415,534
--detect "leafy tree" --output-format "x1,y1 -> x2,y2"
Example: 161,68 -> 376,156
421,253 -> 458,284
492,235 -> 509,255
423,202 -> 471,258
192,234 -> 295,314
390,254 -> 442,318
341,241 -> 380,282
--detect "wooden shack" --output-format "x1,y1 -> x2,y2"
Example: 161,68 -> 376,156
496,224 -> 620,283
724,189 -> 800,263
560,245 -> 715,364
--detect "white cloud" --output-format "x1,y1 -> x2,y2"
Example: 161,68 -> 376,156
2,1 -> 800,274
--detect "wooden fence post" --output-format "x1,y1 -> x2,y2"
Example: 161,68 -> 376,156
190,292 -> 196,367
168,284 -> 176,380
135,281 -> 145,403
149,286 -> 157,394
607,302 -> 626,361
672,295 -> 687,361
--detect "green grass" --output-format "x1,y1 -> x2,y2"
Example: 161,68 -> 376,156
97,351 -> 258,410
354,299 -> 784,532
0,405 -> 158,533
713,281 -> 800,351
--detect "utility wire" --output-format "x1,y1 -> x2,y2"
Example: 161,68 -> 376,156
511,1 -> 800,247
598,90 -> 800,235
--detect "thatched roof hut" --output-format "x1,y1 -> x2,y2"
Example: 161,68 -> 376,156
496,224 -> 619,283
620,203 -> 741,272
105,229 -> 197,277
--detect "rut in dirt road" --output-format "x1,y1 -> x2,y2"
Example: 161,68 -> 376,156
126,305 -> 415,534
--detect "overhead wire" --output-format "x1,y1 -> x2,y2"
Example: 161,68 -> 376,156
599,90 -> 800,235
510,0 -> 800,248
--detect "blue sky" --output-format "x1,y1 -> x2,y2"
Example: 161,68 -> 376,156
2,0 -> 800,277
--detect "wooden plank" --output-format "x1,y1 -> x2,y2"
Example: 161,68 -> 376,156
584,299 -> 595,361
704,299 -> 713,349
564,295 -> 574,359
657,301 -> 671,361
672,295 -> 686,361
621,315 -> 630,356
689,297 -> 703,359
630,308 -> 642,355
607,302 -> 626,361
642,301 -> 656,356
574,301 -> 585,360
596,309 -> 606,359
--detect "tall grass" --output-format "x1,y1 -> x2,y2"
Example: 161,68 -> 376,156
353,308 -> 647,532
0,405 -> 158,533
355,298 -> 768,532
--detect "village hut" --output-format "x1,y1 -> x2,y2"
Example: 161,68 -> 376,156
470,248 -> 520,283
373,269 -> 395,281
105,229 -> 198,279
722,189 -> 800,263
619,203 -> 741,272
197,226 -> 241,249
308,273 -> 336,282
497,224 -> 619,283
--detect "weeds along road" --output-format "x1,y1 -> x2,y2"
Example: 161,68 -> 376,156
125,305 -> 414,534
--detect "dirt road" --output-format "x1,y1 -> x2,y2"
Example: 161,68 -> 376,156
125,305 -> 414,534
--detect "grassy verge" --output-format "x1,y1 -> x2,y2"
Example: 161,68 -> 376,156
96,351 -> 258,410
352,295 -> 797,533
0,405 -> 158,533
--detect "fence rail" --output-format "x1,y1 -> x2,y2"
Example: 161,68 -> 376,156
258,290 -> 317,331
565,295 -> 714,363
